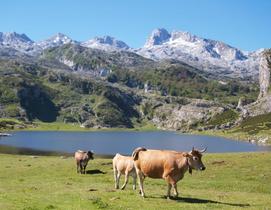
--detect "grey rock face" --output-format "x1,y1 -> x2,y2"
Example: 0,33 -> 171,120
35,33 -> 75,50
258,51 -> 270,99
144,28 -> 171,48
0,32 -> 34,52
142,97 -> 224,131
81,36 -> 130,51
138,28 -> 261,79
244,50 -> 271,116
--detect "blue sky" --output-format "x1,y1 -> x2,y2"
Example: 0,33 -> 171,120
1,0 -> 270,51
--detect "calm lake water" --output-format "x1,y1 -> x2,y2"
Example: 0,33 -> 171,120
0,131 -> 270,155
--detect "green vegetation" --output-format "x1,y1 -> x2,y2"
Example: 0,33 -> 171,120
207,109 -> 239,126
0,118 -> 26,130
0,44 -> 266,138
109,66 -> 258,105
194,112 -> 271,144
235,112 -> 271,135
43,43 -> 259,104
25,121 -> 157,132
43,44 -> 155,72
0,153 -> 270,209
0,59 -> 140,128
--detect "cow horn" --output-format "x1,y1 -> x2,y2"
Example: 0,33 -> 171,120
199,147 -> 207,153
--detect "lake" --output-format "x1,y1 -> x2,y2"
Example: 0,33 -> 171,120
0,131 -> 270,155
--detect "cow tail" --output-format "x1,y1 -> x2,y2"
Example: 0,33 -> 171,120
132,147 -> 147,161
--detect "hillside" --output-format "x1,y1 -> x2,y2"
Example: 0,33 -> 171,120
0,44 -> 260,131
1,35 -> 271,146
0,57 -> 140,128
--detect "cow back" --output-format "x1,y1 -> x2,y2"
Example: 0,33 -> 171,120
134,150 -> 185,179
113,154 -> 135,174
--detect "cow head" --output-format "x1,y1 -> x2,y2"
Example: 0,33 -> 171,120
87,151 -> 94,160
184,147 -> 206,173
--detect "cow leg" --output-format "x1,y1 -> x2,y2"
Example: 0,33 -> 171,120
113,168 -> 118,189
121,172 -> 129,190
80,163 -> 83,174
137,171 -> 145,197
166,183 -> 172,199
76,162 -> 80,173
83,165 -> 87,174
172,183 -> 178,198
116,171 -> 121,189
132,175 -> 136,190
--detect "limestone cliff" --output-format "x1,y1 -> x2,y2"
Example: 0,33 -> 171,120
258,50 -> 271,99
140,96 -> 225,131
245,49 -> 271,116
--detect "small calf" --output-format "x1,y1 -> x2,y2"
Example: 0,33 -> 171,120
74,150 -> 94,174
112,153 -> 137,190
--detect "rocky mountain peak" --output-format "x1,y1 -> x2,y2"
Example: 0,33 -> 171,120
170,31 -> 199,43
144,28 -> 171,48
51,33 -> 72,42
0,32 -> 33,44
35,33 -> 74,50
81,35 -> 130,51
0,32 -> 34,53
138,28 -> 258,79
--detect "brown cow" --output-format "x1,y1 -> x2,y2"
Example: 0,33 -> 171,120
112,153 -> 137,190
132,147 -> 206,198
74,150 -> 94,174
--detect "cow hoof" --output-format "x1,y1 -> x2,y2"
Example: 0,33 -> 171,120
165,196 -> 175,200
121,187 -> 125,190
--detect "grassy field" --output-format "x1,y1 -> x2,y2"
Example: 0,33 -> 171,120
0,118 -> 158,132
0,153 -> 270,210
26,120 -> 158,132
195,129 -> 271,145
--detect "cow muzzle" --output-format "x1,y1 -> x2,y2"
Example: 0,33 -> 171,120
200,166 -> 206,171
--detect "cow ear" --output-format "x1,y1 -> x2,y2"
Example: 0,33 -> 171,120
183,153 -> 191,158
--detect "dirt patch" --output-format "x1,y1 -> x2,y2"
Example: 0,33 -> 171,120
105,189 -> 116,193
110,196 -> 120,201
101,162 -> 112,166
211,160 -> 226,165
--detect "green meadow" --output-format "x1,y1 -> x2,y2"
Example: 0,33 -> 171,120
0,152 -> 270,210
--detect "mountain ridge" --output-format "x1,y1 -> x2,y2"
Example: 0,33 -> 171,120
0,29 -> 267,79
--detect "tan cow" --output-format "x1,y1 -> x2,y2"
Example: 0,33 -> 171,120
132,147 -> 206,198
74,150 -> 94,174
112,153 -> 137,190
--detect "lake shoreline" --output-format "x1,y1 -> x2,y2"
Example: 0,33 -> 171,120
1,130 -> 269,155
1,119 -> 270,146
